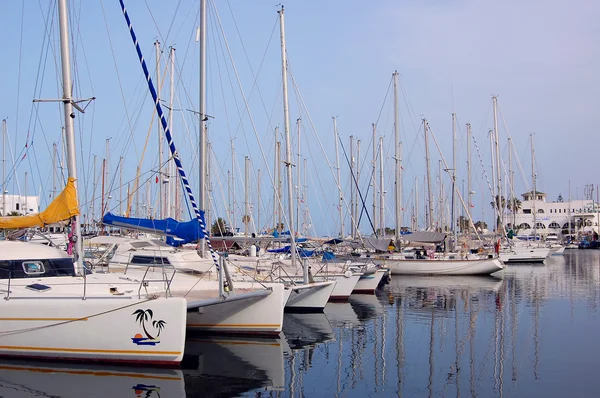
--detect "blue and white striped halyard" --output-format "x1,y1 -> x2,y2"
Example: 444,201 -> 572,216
119,0 -> 219,271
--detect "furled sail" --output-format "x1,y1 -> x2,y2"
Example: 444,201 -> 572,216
102,212 -> 206,244
0,177 -> 79,229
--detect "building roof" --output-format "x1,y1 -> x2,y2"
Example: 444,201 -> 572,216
521,190 -> 546,198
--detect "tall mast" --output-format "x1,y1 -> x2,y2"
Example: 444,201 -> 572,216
1,119 -> 5,216
452,112 -> 457,248
24,172 -> 28,215
92,155 -> 96,230
296,118 -> 301,232
52,142 -> 57,199
493,96 -> 502,231
356,139 -> 361,235
508,137 -> 514,229
379,137 -> 385,235
277,140 -> 282,231
414,177 -> 419,231
393,71 -> 402,240
372,123 -> 378,234
333,117 -> 343,237
531,133 -> 537,236
466,123 -> 472,232
278,6 -> 297,269
438,160 -> 444,231
101,158 -> 105,232
206,138 -> 211,228
105,138 -> 110,213
257,168 -> 261,234
168,46 -> 176,218
350,135 -> 355,238
198,0 -> 207,254
244,155 -> 250,236
231,139 -> 236,233
155,40 -> 163,219
424,119 -> 434,230
119,156 -> 123,216
273,127 -> 279,231
489,129 -> 498,231
58,0 -> 83,273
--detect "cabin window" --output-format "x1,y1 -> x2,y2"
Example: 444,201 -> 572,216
22,261 -> 45,275
130,255 -> 171,265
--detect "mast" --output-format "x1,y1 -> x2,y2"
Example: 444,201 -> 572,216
296,118 -> 301,232
452,112 -> 457,249
155,40 -> 163,219
466,123 -> 472,232
167,46 -> 175,218
356,139 -> 361,235
372,123 -> 377,234
393,71 -> 402,241
333,117 -> 344,237
439,160 -> 444,231
101,158 -> 105,233
350,135 -> 355,238
92,155 -> 96,230
257,168 -> 261,234
278,5 -> 298,269
24,172 -> 28,215
489,129 -> 498,231
198,0 -> 207,254
493,96 -> 502,232
206,138 -> 211,228
273,127 -> 279,232
244,155 -> 250,236
277,140 -> 282,232
231,139 -> 236,234
379,136 -> 385,236
508,136 -> 514,229
531,133 -> 537,237
424,119 -> 434,230
52,142 -> 58,200
414,177 -> 419,231
119,156 -> 123,216
1,119 -> 5,216
105,138 -> 110,213
568,181 -> 572,239
58,0 -> 83,273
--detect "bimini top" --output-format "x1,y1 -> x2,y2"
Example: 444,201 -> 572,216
0,240 -> 71,261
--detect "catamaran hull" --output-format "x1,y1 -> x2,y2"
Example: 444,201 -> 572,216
353,269 -> 386,293
185,283 -> 286,336
285,274 -> 359,301
383,258 -> 504,276
285,281 -> 337,311
0,296 -> 187,365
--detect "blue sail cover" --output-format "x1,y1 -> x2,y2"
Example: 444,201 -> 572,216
102,212 -> 205,245
267,245 -> 314,257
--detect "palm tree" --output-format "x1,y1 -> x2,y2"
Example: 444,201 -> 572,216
490,195 -> 506,230
506,197 -> 522,213
152,319 -> 167,337
211,217 -> 227,235
133,309 -> 154,339
242,214 -> 251,226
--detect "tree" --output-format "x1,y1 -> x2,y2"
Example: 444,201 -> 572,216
506,197 -> 522,213
7,211 -> 20,216
474,220 -> 488,231
457,215 -> 470,232
211,217 -> 227,235
490,195 -> 506,230
241,214 -> 251,226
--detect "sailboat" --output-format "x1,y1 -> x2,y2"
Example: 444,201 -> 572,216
103,0 -> 288,336
0,0 -> 187,365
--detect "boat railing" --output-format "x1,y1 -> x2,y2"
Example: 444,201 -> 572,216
120,262 -> 177,299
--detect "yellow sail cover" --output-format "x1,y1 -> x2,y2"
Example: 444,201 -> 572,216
0,177 -> 80,229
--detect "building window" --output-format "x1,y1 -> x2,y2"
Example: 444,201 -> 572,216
523,209 -> 532,214
538,209 -> 544,213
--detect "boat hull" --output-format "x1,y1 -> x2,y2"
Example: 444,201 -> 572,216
185,283 -> 286,336
0,296 -> 187,365
383,257 -> 504,276
499,247 -> 550,263
285,281 -> 336,311
353,269 -> 386,293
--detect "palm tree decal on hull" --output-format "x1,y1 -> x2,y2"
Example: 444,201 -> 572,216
132,309 -> 166,346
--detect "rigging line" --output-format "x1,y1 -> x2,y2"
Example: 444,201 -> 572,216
119,0 -> 220,271
497,104 -> 531,194
15,0 -> 25,157
224,0 -> 281,134
427,125 -> 483,242
375,76 -> 393,126
338,135 -> 376,236
209,3 -> 291,234
287,69 -> 365,243
99,0 -> 140,162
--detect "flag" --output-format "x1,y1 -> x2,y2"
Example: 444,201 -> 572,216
155,176 -> 159,183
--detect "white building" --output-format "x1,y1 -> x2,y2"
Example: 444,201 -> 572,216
506,191 -> 599,238
0,194 -> 40,216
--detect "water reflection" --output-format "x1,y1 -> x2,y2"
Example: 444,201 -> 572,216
5,252 -> 600,397
0,360 -> 184,397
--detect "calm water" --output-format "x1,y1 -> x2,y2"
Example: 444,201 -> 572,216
2,251 -> 599,397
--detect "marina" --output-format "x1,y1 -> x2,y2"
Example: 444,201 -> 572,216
1,251 -> 599,397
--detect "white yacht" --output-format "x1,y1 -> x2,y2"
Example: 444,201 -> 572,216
0,241 -> 187,365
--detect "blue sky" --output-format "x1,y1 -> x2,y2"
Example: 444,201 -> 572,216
1,0 -> 598,236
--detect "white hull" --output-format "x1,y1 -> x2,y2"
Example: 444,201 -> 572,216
185,282 -> 286,336
550,246 -> 565,255
382,257 -> 504,276
0,281 -> 186,365
499,247 -> 550,263
386,274 -> 505,293
286,274 -> 359,300
0,360 -> 184,398
353,269 -> 386,293
285,281 -> 337,310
